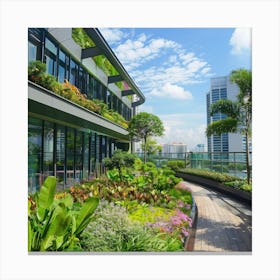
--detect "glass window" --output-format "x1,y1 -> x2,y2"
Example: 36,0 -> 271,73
56,125 -> 66,191
45,55 -> 57,76
79,67 -> 88,94
94,80 -> 100,100
83,133 -> 90,180
43,121 -> 54,180
59,49 -> 66,61
87,76 -> 94,100
89,133 -> 96,178
70,59 -> 78,86
58,49 -> 66,83
45,37 -> 57,55
28,41 -> 37,62
75,131 -> 83,182
28,117 -> 43,193
107,91 -> 112,109
58,64 -> 65,83
66,128 -> 75,186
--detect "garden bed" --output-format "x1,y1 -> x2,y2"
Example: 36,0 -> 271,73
176,171 -> 251,205
28,154 -> 196,252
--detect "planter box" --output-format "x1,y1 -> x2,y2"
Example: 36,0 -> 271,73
176,172 -> 251,206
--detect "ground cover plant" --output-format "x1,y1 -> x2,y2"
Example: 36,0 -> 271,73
43,152 -> 194,252
178,168 -> 252,193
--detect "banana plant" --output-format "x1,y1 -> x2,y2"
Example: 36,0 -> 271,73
28,176 -> 99,251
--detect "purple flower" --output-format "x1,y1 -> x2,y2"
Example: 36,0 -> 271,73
175,182 -> 192,192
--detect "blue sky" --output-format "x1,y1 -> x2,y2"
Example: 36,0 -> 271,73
99,28 -> 251,150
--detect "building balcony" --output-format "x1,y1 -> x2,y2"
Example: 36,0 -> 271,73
28,81 -> 130,141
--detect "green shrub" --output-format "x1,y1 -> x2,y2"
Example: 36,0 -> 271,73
28,176 -> 99,251
167,160 -> 186,171
103,150 -> 137,180
181,168 -> 240,183
80,200 -> 183,252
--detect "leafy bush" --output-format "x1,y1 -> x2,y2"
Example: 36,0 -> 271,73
28,176 -> 99,251
167,160 -> 186,171
180,168 -> 240,183
224,181 -> 252,193
103,150 -> 137,180
80,200 -> 183,252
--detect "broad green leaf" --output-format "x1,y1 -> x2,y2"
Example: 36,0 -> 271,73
41,203 -> 71,251
54,194 -> 73,209
37,176 -> 57,211
74,197 -> 99,236
28,220 -> 33,251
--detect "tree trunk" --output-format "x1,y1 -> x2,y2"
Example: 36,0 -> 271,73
143,136 -> 147,163
245,132 -> 251,184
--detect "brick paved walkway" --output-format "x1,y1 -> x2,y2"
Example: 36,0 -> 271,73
187,181 -> 252,252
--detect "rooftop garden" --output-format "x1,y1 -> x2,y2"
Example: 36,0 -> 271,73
176,167 -> 252,193
28,152 -> 194,252
72,28 -> 130,93
28,60 -> 128,129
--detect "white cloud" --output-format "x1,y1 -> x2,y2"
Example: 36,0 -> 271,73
150,83 -> 193,100
99,28 -> 126,44
154,113 -> 207,149
114,34 -> 179,69
156,123 -> 207,150
230,28 -> 251,54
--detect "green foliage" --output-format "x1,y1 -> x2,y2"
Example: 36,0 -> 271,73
167,160 -> 186,171
128,112 -> 164,163
181,168 -> 240,183
103,150 -> 137,180
28,61 -> 128,128
206,68 -> 252,184
140,137 -> 162,155
230,68 -> 252,106
129,206 -> 175,224
28,176 -> 99,251
129,112 -> 164,141
224,180 -> 252,193
72,28 -> 95,48
80,200 -> 183,252
210,99 -> 240,118
206,118 -> 238,136
28,60 -> 46,78
71,28 -> 126,91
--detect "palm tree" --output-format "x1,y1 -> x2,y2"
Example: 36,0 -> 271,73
206,69 -> 252,184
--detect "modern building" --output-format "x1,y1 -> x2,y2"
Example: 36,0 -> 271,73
206,76 -> 244,153
161,143 -> 187,159
28,28 -> 145,193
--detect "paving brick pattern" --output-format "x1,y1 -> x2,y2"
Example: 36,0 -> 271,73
187,181 -> 252,252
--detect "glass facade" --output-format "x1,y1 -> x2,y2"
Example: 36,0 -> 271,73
28,28 -> 132,122
207,79 -> 230,153
28,28 -> 135,193
28,116 -> 120,193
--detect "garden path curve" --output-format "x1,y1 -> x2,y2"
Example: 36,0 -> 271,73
187,181 -> 252,252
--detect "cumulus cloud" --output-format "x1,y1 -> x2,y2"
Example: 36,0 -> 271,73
230,28 -> 251,54
103,28 -> 212,94
155,113 -> 207,149
114,34 -> 179,70
99,28 -> 126,44
150,83 -> 193,100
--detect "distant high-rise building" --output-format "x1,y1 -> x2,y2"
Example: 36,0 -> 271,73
161,143 -> 187,159
206,76 -> 244,153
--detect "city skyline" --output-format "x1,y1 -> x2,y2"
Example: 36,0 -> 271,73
99,27 -> 252,150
